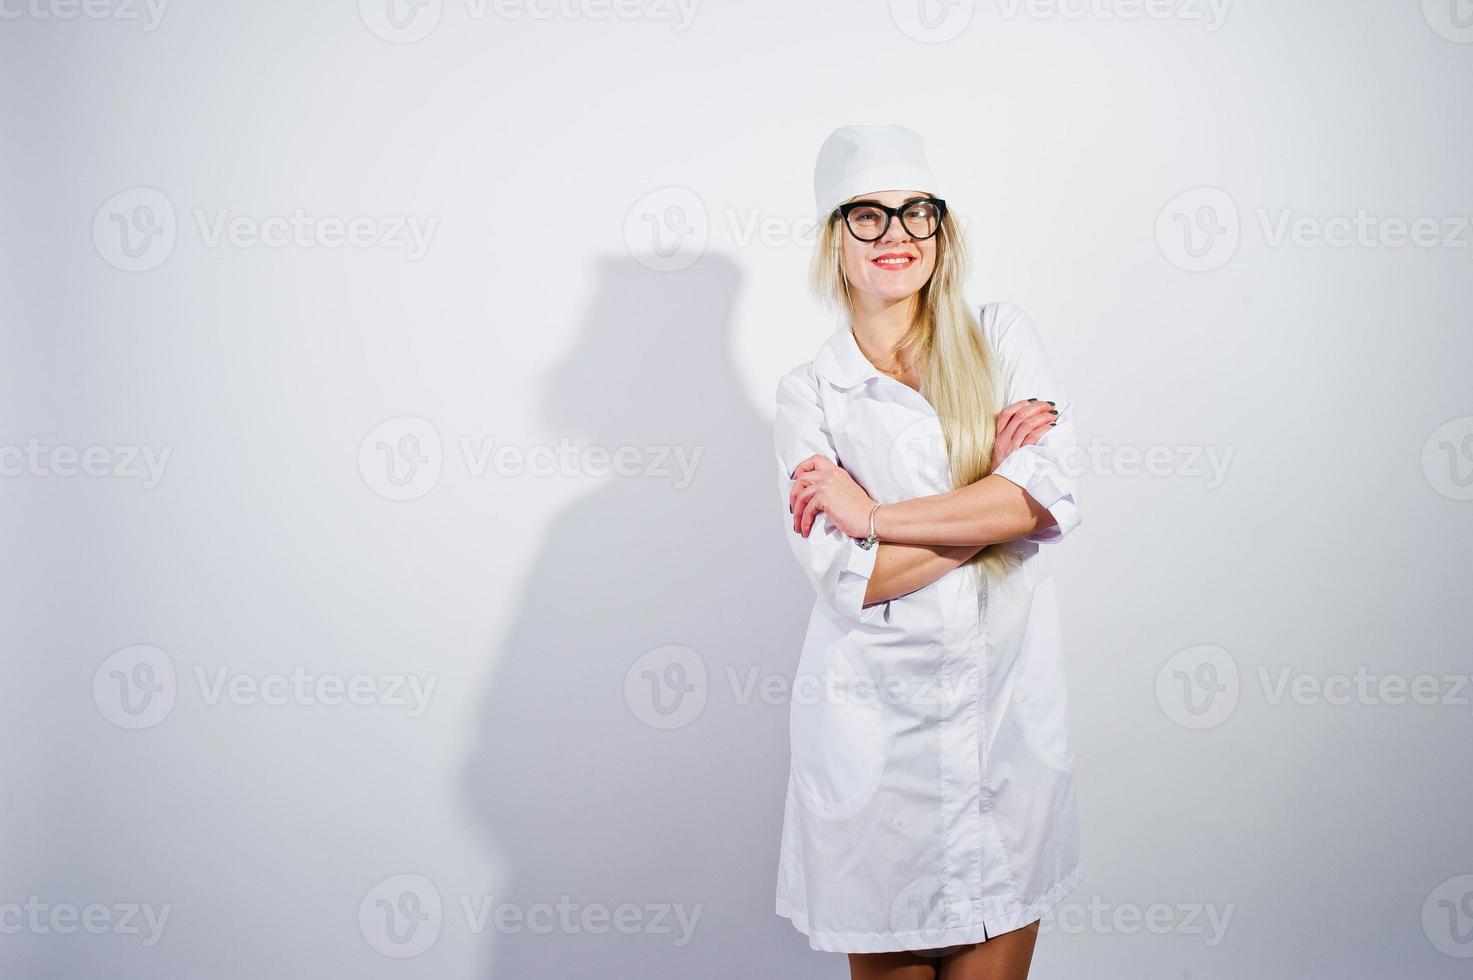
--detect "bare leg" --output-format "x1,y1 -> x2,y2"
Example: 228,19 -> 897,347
848,949 -> 941,980
935,920 -> 1040,980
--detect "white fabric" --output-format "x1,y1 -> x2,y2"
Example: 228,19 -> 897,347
813,124 -> 939,219
771,301 -> 1084,953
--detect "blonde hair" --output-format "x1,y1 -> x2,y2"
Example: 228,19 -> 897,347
809,205 -> 1023,585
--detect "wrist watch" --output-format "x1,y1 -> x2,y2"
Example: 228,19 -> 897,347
856,503 -> 881,550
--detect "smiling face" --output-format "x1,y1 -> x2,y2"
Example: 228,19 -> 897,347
837,188 -> 940,307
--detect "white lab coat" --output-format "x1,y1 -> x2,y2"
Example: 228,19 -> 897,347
771,301 -> 1084,953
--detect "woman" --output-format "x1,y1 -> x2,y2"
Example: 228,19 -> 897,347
773,125 -> 1084,980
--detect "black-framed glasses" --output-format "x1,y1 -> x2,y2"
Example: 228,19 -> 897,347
835,197 -> 947,242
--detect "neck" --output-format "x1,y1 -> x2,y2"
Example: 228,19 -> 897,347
848,292 -> 916,353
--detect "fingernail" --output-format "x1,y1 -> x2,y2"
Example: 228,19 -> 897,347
1027,397 -> 1037,402
1046,401 -> 1055,406
1049,421 -> 1056,426
1048,409 -> 1058,415
788,503 -> 792,513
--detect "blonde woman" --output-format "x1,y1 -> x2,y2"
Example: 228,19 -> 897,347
773,125 -> 1084,980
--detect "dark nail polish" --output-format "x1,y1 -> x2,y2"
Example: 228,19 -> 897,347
1027,397 -> 1036,402
1048,409 -> 1058,415
1046,401 -> 1055,406
1049,421 -> 1056,426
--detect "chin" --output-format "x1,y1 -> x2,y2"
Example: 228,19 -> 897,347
866,276 -> 927,302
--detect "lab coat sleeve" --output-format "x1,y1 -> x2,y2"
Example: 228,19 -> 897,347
773,363 -> 880,623
985,302 -> 1083,544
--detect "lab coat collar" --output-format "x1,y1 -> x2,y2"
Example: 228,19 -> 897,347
812,325 -> 882,390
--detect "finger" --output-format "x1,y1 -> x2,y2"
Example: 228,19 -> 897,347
798,492 -> 825,537
792,483 -> 822,535
998,408 -> 1037,446
790,454 -> 832,481
788,455 -> 825,509
1023,410 -> 1059,436
1001,401 -> 1055,442
789,470 -> 822,509
999,399 -> 1036,416
994,403 -> 1023,432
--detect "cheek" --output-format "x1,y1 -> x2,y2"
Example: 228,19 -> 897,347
919,251 -> 937,278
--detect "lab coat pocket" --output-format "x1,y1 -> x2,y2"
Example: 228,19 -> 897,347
789,637 -> 887,819
1012,576 -> 1076,772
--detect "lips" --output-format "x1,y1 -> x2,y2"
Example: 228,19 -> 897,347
871,253 -> 916,270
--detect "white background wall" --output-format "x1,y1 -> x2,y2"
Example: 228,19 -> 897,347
3,0 -> 1471,977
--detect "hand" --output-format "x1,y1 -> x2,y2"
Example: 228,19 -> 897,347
991,398 -> 1058,472
789,454 -> 876,539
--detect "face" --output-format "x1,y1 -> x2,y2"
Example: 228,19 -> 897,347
836,188 -> 940,307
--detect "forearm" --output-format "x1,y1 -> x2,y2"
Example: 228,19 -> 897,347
862,540 -> 984,607
872,474 -> 1057,548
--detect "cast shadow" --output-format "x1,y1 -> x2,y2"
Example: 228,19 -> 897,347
461,253 -> 845,978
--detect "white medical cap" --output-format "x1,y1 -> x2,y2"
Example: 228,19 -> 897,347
813,124 -> 940,219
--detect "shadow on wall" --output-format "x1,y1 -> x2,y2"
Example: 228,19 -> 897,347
461,253 -> 844,978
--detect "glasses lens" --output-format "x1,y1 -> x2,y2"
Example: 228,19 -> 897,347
900,202 -> 941,239
844,205 -> 888,241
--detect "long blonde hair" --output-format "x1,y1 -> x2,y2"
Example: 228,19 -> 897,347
809,206 -> 1023,585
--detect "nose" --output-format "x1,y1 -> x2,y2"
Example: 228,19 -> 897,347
878,212 -> 915,247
